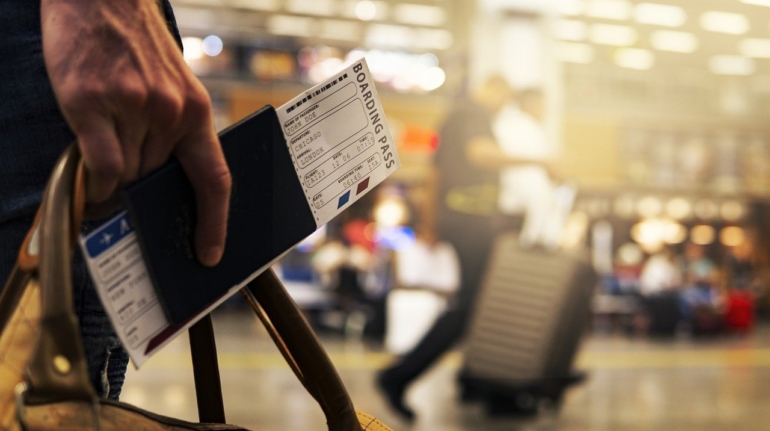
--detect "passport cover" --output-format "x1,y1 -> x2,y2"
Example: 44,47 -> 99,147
122,105 -> 317,324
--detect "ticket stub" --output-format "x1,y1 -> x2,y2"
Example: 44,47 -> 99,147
277,59 -> 400,226
78,58 -> 399,366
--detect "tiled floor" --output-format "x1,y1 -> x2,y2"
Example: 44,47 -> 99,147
121,311 -> 770,430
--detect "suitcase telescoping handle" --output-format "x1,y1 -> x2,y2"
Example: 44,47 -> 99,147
16,143 -> 363,431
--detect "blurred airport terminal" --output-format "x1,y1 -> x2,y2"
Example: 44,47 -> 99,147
124,0 -> 770,429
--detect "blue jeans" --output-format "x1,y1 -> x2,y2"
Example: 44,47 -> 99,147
0,1 -> 182,400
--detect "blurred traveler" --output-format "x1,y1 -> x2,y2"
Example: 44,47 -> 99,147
377,75 -> 551,421
610,243 -> 644,295
639,248 -> 683,336
386,228 -> 460,354
724,239 -> 759,293
639,248 -> 682,296
677,243 -> 722,332
0,0 -> 230,399
494,88 -> 563,248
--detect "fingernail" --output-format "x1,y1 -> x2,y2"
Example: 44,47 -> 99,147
202,246 -> 223,267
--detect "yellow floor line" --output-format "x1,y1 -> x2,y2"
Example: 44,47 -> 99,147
135,349 -> 770,371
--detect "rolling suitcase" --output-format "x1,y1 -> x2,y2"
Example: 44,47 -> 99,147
725,290 -> 754,332
460,232 -> 596,415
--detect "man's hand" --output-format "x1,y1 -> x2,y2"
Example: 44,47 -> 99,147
41,0 -> 231,266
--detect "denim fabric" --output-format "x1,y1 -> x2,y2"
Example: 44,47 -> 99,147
0,0 -> 181,400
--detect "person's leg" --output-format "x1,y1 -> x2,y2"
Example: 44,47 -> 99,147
377,223 -> 493,420
377,306 -> 470,420
72,248 -> 129,399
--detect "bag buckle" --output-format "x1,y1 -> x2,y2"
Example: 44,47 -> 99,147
15,382 -> 102,431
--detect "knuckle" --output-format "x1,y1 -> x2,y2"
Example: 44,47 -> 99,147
152,89 -> 185,124
89,153 -> 124,181
148,87 -> 184,125
185,89 -> 213,122
117,83 -> 148,108
61,83 -> 105,109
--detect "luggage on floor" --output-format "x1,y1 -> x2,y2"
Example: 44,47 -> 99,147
459,233 -> 596,416
725,291 -> 754,332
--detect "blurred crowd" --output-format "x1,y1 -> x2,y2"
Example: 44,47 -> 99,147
599,237 -> 767,337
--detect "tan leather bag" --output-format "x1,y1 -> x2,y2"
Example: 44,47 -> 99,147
0,145 -> 392,431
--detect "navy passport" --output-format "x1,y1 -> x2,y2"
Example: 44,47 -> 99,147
122,106 -> 317,325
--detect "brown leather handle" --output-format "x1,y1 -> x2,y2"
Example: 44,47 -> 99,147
25,143 -> 96,403
244,271 -> 363,431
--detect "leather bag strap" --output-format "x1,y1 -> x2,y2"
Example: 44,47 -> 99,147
25,144 -> 96,402
189,315 -> 226,424
243,270 -> 363,431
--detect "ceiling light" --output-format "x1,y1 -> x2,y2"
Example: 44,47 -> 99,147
666,198 -> 693,220
230,0 -> 280,11
393,4 -> 447,26
267,15 -> 315,37
634,3 -> 687,27
630,218 -> 686,252
720,227 -> 747,247
740,38 -> 770,58
418,53 -> 439,67
202,35 -> 223,57
700,11 -> 750,35
343,0 -> 388,20
650,30 -> 698,53
614,48 -> 655,70
554,20 -> 588,41
691,225 -> 716,245
555,42 -> 594,64
709,55 -> 756,76
590,23 -> 638,46
286,0 -> 336,16
586,0 -> 632,21
559,0 -> 586,16
663,222 -> 688,244
355,1 -> 377,21
182,37 -> 203,61
419,67 -> 446,91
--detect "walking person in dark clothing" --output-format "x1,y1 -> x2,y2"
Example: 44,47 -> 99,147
377,75 -> 556,421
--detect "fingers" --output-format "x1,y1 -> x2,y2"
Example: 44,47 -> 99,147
139,88 -> 185,176
174,126 -> 231,267
109,77 -> 149,186
75,116 -> 124,203
115,116 -> 148,185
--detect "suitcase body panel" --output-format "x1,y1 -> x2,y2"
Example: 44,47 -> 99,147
463,233 -> 596,386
